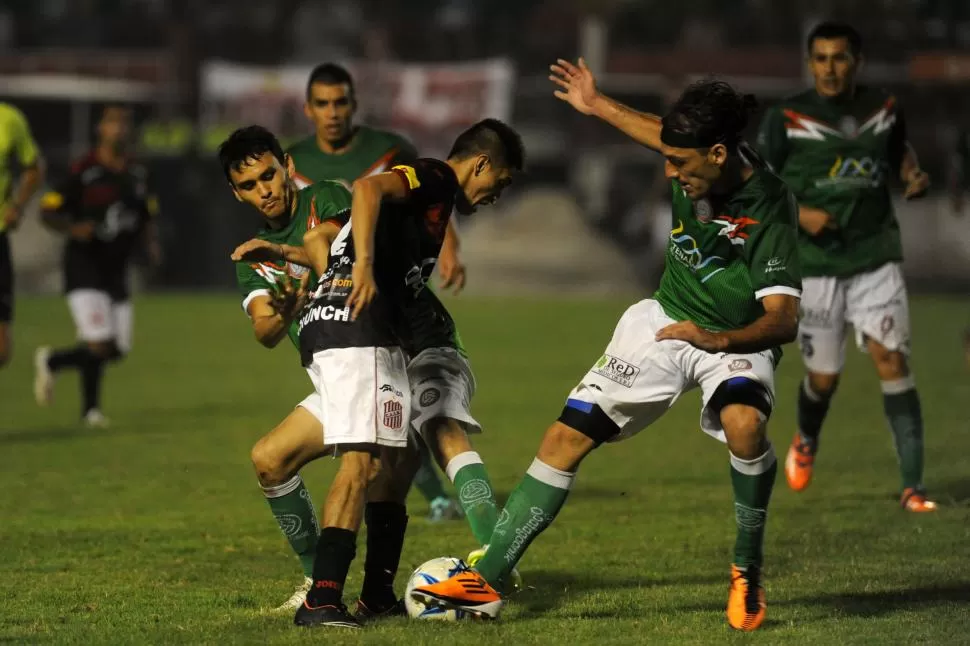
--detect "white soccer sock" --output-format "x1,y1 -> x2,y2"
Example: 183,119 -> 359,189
444,451 -> 484,483
526,458 -> 576,491
260,474 -> 303,498
729,444 -> 777,476
881,375 -> 916,395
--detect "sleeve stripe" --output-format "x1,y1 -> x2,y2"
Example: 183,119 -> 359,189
755,286 -> 802,300
242,289 -> 271,315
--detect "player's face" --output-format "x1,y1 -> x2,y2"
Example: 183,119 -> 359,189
98,107 -> 133,149
459,156 -> 513,215
229,152 -> 293,219
661,143 -> 728,200
304,83 -> 355,144
809,38 -> 858,98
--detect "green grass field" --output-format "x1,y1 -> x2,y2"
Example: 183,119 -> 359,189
2,293 -> 969,645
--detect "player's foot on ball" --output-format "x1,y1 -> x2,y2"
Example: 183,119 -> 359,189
33,346 -> 54,406
354,597 -> 406,622
785,432 -> 816,492
83,409 -> 110,429
274,577 -> 312,613
901,487 -> 938,513
466,546 -> 522,594
410,567 -> 503,619
293,601 -> 361,628
428,496 -> 463,522
727,564 -> 766,632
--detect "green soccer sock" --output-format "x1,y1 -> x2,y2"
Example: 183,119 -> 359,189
445,451 -> 499,545
412,439 -> 450,503
475,458 -> 574,587
261,475 -> 320,578
730,445 -> 777,570
882,378 -> 925,491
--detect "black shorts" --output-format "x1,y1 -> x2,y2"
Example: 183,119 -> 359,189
0,233 -> 13,323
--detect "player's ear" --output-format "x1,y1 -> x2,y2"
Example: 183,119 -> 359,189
231,187 -> 243,203
474,155 -> 489,177
709,144 -> 729,169
285,153 -> 296,177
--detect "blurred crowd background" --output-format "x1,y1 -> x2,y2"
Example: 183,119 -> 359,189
3,0 -> 970,294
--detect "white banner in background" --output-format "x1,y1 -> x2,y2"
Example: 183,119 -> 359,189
200,59 -> 515,156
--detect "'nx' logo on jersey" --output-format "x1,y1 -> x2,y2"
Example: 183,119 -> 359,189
592,354 -> 640,388
668,220 -> 727,281
817,155 -> 887,190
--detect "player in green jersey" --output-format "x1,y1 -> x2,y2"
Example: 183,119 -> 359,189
757,22 -> 936,512
412,63 -> 801,632
0,103 -> 44,368
289,63 -> 466,522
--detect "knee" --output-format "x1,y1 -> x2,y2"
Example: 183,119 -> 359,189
721,404 -> 768,459
807,371 -> 840,399
536,421 -> 596,472
87,341 -> 120,360
251,437 -> 290,487
870,346 -> 908,380
337,448 -> 379,486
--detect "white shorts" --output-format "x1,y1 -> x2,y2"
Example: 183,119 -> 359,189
408,347 -> 481,442
798,262 -> 911,374
567,299 -> 776,443
297,390 -> 324,425
305,346 -> 411,448
67,289 -> 133,353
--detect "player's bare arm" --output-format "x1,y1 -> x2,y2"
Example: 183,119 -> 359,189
550,57 -> 662,151
437,219 -> 466,293
899,142 -> 930,200
656,294 -> 799,354
246,272 -> 311,348
345,172 -> 409,319
2,158 -> 44,230
798,204 -> 838,236
301,223 -> 341,276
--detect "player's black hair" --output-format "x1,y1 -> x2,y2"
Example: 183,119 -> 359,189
306,63 -> 355,100
807,21 -> 863,58
661,80 -> 757,151
447,118 -> 525,171
217,125 -> 286,184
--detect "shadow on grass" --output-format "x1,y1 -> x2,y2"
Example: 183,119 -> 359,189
933,479 -> 970,506
0,425 -> 86,444
512,569 -> 724,618
674,582 -> 970,621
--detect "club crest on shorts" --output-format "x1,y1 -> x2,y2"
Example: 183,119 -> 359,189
382,399 -> 403,430
419,387 -> 441,407
592,354 -> 640,388
729,358 -> 752,372
694,198 -> 713,223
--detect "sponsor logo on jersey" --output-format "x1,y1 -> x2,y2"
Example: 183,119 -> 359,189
383,399 -> 404,429
592,354 -> 640,388
297,304 -> 351,332
729,358 -> 753,372
817,155 -> 887,190
765,257 -> 787,273
669,220 -> 727,281
405,258 -> 437,295
380,384 -> 404,398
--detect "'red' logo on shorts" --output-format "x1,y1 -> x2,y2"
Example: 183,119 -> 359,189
383,400 -> 403,429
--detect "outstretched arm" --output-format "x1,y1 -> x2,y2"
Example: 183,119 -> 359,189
549,57 -> 662,151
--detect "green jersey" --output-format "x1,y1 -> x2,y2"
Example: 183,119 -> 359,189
0,103 -> 40,233
654,167 -> 801,346
757,87 -> 907,278
234,181 -> 352,348
288,125 -> 417,191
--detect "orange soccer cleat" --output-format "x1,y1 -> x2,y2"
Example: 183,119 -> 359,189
900,488 -> 938,513
727,564 -> 767,631
409,567 -> 504,619
785,432 -> 816,492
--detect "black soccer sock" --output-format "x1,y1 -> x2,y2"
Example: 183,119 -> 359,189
360,502 -> 408,611
307,527 -> 357,608
797,378 -> 832,446
47,344 -> 89,372
79,352 -> 105,415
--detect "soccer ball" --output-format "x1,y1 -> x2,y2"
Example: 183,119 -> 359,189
404,556 -> 468,621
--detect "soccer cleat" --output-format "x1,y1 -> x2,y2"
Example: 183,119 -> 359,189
466,546 -> 522,594
428,496 -> 464,522
33,346 -> 54,406
354,597 -> 406,623
83,409 -> 110,429
785,432 -> 816,492
274,577 -> 312,613
900,488 -> 938,513
293,600 -> 361,628
410,567 -> 504,619
727,564 -> 766,631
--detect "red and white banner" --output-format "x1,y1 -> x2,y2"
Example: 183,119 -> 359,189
199,59 -> 515,156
